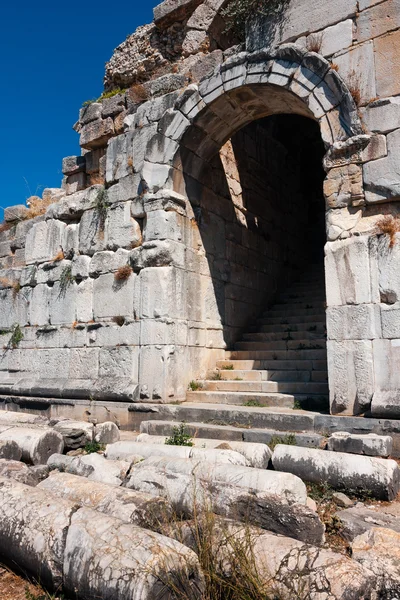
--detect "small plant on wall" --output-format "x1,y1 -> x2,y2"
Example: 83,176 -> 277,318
376,215 -> 400,248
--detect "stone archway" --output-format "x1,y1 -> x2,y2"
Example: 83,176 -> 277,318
138,44 -> 375,411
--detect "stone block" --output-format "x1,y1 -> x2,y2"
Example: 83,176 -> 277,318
272,444 -> 400,500
370,339 -> 400,417
93,272 -> 136,319
334,42 -> 376,106
246,0 -> 357,50
138,344 -> 184,400
63,506 -> 203,600
62,155 -> 86,176
0,427 -> 64,465
79,102 -> 102,125
139,266 -> 186,320
324,164 -> 363,208
351,527 -> 400,592
85,148 -> 106,175
327,431 -> 393,457
363,128 -> 400,203
319,19 -> 353,57
377,232 -> 400,304
107,174 -> 144,208
381,303 -> 400,338
30,284 -> 50,326
106,202 -> 142,250
101,94 -> 125,117
325,236 -> 378,306
71,254 -> 91,279
327,339 -> 374,414
361,97 -> 400,133
49,281 -> 76,325
326,304 -> 382,340
0,477 -> 76,589
62,223 -> 79,257
144,209 -> 185,243
360,134 -> 387,163
99,346 -> 138,381
94,422 -> 120,444
46,186 -> 100,221
80,117 -> 114,150
78,208 -> 107,256
337,506 -> 400,540
4,205 -> 28,222
64,172 -> 87,195
358,0 -> 400,42
87,322 -> 140,347
53,419 -> 94,449
374,29 -> 400,97
25,220 -> 66,265
0,287 -> 31,329
76,278 -> 93,322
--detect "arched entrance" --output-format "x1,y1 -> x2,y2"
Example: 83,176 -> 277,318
141,44 -> 367,410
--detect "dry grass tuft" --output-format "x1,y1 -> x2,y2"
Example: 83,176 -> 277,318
129,84 -> 148,104
0,278 -> 20,298
376,215 -> 400,248
25,196 -> 54,220
330,62 -> 339,71
347,70 -> 362,106
89,173 -> 105,186
112,315 -> 126,326
306,33 -> 323,53
114,265 -> 133,281
53,250 -> 64,262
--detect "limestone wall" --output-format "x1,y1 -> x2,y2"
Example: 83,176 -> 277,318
1,0 -> 400,413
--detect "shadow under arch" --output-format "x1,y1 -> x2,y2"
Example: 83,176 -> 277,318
161,47 -> 362,349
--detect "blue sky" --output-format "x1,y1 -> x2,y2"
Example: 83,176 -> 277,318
0,0 -> 156,214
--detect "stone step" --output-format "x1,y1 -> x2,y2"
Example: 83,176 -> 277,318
226,349 -> 327,360
255,322 -> 326,333
217,369 -> 328,382
216,359 -> 328,370
257,314 -> 326,325
262,301 -> 326,313
129,403 -> 317,432
139,420 -> 325,448
243,331 -> 326,341
202,380 -> 329,394
261,308 -> 327,318
186,390 -> 296,407
276,294 -> 326,303
234,339 -> 326,351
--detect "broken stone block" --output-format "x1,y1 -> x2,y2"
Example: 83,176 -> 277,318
47,452 -> 132,486
4,205 -> 28,222
351,527 -> 400,593
374,29 -> 400,97
0,476 -> 77,589
80,117 -> 114,150
336,505 -> 400,541
53,420 -> 94,450
136,433 -> 272,468
63,506 -> 204,599
62,155 -> 86,176
125,456 -> 323,543
39,471 -> 171,529
105,440 -> 247,466
327,431 -> 393,457
79,102 -> 102,125
64,172 -> 87,195
363,128 -> 400,202
272,444 -> 400,500
101,94 -> 126,118
0,427 -> 64,465
361,96 -> 400,134
172,518 -> 376,599
94,421 -> 120,444
332,491 -> 354,508
0,440 -> 21,461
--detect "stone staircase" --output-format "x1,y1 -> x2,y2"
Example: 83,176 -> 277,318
187,266 -> 328,411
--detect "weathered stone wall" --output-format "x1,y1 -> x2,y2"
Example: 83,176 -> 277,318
1,0 -> 400,414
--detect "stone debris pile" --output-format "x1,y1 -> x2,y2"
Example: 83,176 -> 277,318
0,409 -> 396,597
